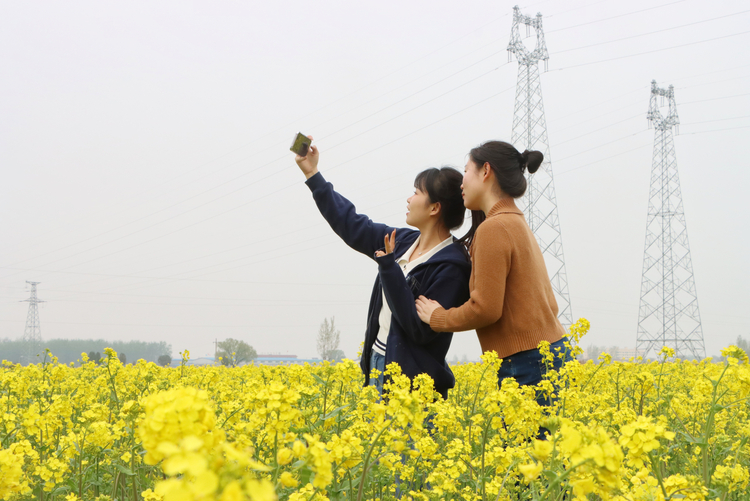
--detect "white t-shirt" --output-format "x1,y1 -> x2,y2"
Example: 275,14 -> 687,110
372,235 -> 454,355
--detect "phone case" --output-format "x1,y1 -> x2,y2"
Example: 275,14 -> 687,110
290,133 -> 311,156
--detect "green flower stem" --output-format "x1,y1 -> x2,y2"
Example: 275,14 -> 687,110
537,458 -> 591,501
357,421 -> 391,501
647,450 -> 669,499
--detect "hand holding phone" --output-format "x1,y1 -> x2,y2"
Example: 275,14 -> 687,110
290,132 -> 311,157
291,133 -> 319,179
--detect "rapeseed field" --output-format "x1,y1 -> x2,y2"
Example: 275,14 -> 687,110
2,320 -> 749,501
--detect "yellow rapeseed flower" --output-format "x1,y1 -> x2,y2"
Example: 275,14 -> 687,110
519,462 -> 543,482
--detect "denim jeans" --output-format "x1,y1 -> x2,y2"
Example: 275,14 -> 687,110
369,351 -> 386,395
497,337 -> 571,407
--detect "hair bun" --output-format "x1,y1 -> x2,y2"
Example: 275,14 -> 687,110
522,149 -> 543,174
519,150 -> 530,171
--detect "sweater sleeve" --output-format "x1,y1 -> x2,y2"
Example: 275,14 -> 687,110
430,220 -> 510,332
305,172 -> 396,259
377,254 -> 469,344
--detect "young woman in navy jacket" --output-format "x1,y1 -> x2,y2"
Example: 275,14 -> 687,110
294,138 -> 471,399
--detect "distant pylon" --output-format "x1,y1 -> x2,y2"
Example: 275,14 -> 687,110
21,281 -> 44,364
636,81 -> 705,360
507,5 -> 573,328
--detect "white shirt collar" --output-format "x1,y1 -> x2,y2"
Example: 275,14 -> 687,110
398,235 -> 453,266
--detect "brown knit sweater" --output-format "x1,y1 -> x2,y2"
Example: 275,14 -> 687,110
430,198 -> 565,358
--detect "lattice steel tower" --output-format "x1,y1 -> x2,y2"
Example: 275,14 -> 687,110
21,281 -> 44,364
507,5 -> 572,327
636,81 -> 705,360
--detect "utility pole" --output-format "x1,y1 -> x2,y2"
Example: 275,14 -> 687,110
21,281 -> 44,365
507,5 -> 573,328
636,80 -> 705,360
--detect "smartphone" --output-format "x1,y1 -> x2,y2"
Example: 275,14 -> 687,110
290,133 -> 311,157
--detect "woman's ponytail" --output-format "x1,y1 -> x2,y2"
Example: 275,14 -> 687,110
457,210 -> 486,253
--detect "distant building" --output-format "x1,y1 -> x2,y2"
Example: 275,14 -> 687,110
169,354 -> 325,367
255,354 -> 322,366
171,356 -> 217,366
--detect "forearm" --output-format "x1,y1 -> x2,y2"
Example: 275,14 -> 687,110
377,256 -> 433,342
306,172 -> 391,256
430,223 -> 508,332
430,299 -> 500,333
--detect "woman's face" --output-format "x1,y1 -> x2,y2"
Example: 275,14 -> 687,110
461,158 -> 483,211
406,188 -> 433,227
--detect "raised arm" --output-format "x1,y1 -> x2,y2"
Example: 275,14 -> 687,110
295,138 -> 395,257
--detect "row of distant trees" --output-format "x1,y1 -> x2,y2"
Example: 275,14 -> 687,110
1,317 -> 346,367
0,338 -> 171,365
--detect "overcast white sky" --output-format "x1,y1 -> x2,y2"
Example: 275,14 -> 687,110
1,0 -> 748,361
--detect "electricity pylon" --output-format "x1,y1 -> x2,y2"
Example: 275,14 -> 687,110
507,5 -> 573,328
21,281 -> 44,364
636,81 -> 705,360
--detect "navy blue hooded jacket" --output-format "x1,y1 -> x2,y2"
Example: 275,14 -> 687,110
305,172 -> 471,399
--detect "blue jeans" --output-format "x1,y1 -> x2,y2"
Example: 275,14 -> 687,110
369,351 -> 386,395
497,337 -> 571,407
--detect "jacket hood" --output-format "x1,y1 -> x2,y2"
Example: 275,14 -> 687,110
428,241 -> 472,273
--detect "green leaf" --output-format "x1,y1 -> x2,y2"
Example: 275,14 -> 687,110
299,466 -> 313,486
676,432 -> 702,444
114,463 -> 135,476
323,405 -> 347,420
49,485 -> 72,496
542,470 -> 558,481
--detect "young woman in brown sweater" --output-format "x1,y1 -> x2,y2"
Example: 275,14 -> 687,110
415,140 -> 571,400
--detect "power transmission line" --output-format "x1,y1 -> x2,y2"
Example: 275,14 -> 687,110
0,64 -> 508,281
551,29 -> 750,71
556,143 -> 652,176
547,0 -> 688,33
2,81 -> 515,286
555,9 -> 750,54
4,6 -> 741,279
7,1 -> 750,306
678,124 -> 750,135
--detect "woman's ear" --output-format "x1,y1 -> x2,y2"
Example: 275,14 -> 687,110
482,162 -> 492,182
430,201 -> 442,216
